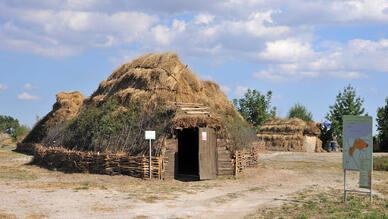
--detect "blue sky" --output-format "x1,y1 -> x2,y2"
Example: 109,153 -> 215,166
0,0 -> 387,135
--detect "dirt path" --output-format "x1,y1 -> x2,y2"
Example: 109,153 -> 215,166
1,145 -> 387,219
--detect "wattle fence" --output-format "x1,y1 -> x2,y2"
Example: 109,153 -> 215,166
16,143 -> 162,179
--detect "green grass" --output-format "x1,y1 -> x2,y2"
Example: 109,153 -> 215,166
73,181 -> 90,191
0,166 -> 37,181
248,189 -> 388,219
374,156 -> 388,171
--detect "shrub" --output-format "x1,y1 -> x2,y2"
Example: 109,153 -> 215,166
45,96 -> 175,155
374,156 -> 388,171
223,111 -> 257,151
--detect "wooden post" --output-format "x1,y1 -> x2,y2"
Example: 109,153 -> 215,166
235,151 -> 238,176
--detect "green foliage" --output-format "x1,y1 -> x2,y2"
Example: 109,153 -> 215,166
374,156 -> 388,171
233,89 -> 276,131
326,85 -> 366,147
223,111 -> 257,151
376,98 -> 388,151
287,103 -> 314,122
0,115 -> 19,135
0,115 -> 29,141
48,96 -> 175,155
11,125 -> 29,141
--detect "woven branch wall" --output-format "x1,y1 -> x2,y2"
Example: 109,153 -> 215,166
17,143 -> 162,179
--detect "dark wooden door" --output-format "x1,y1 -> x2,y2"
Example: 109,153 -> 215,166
198,127 -> 217,180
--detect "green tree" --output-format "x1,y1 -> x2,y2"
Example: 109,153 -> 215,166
287,103 -> 314,122
376,98 -> 388,151
233,89 -> 276,131
0,115 -> 30,141
326,85 -> 366,147
0,115 -> 19,134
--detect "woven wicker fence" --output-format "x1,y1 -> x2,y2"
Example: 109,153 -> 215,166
17,143 -> 162,179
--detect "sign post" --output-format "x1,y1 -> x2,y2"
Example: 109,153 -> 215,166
343,116 -> 373,203
145,131 -> 156,179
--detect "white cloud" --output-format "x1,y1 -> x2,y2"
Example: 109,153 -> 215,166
329,71 -> 368,79
0,0 -> 388,84
220,85 -> 231,93
369,87 -> 379,95
234,86 -> 248,96
194,13 -> 215,25
199,74 -> 213,80
22,83 -> 37,90
259,39 -> 313,62
18,92 -> 39,100
0,83 -> 8,90
253,70 -> 287,82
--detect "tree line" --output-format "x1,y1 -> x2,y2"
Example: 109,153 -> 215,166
0,115 -> 29,141
233,85 -> 388,151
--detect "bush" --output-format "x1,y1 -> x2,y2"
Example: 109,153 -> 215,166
233,89 -> 276,131
223,111 -> 257,151
374,156 -> 388,171
376,98 -> 388,151
287,103 -> 314,122
45,96 -> 175,155
0,115 -> 29,142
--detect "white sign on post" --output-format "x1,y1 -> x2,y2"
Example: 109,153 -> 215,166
145,130 -> 155,179
145,131 -> 156,140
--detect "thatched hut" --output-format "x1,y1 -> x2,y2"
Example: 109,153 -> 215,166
19,52 -> 256,180
257,118 -> 323,152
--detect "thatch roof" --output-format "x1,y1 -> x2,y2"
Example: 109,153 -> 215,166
23,53 -> 245,154
257,118 -> 321,152
259,118 -> 320,136
84,52 -> 238,128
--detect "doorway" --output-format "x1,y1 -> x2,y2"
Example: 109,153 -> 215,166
177,128 -> 199,176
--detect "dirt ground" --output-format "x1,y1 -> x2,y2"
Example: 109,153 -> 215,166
1,143 -> 387,219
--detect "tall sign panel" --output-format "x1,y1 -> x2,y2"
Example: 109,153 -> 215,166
343,116 -> 373,202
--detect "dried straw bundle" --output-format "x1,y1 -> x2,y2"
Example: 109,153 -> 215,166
257,118 -> 321,152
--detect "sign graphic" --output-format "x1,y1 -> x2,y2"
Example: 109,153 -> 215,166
343,115 -> 372,188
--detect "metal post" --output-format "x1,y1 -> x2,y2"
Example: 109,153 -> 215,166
149,139 -> 152,179
370,158 -> 373,203
344,169 -> 347,203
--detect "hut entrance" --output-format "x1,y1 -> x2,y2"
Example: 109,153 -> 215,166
177,128 -> 199,176
177,127 -> 217,180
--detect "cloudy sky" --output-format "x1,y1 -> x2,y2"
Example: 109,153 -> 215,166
0,0 -> 387,133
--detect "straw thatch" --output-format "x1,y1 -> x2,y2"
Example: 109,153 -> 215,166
23,52 -> 246,155
257,118 -> 322,152
23,91 -> 84,143
85,52 -> 238,128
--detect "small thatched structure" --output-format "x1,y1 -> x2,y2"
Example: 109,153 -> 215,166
23,91 -> 84,143
20,52 -> 257,180
257,118 -> 323,152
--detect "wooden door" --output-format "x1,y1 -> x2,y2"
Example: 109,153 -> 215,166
198,127 -> 217,180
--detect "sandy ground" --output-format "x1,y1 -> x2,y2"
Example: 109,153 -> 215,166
1,144 -> 387,219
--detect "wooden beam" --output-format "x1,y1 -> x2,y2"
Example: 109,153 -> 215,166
180,107 -> 208,111
185,111 -> 210,114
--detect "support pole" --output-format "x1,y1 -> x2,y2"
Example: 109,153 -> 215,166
149,139 -> 152,179
371,159 -> 373,203
344,169 -> 347,203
